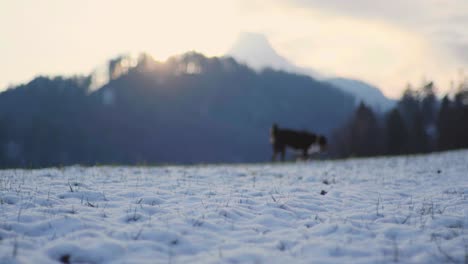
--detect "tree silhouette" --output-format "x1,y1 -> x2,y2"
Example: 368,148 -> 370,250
385,108 -> 408,155
343,102 -> 383,157
437,96 -> 455,150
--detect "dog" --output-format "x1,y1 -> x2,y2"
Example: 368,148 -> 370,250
270,123 -> 327,161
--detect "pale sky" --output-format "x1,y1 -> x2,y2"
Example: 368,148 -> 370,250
1,0 -> 467,98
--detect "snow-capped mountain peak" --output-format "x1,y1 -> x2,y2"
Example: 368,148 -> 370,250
227,32 -> 395,112
227,32 -> 321,78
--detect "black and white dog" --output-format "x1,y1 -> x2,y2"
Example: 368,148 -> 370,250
270,123 -> 327,161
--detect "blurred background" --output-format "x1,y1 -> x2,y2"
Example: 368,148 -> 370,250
1,0 -> 467,167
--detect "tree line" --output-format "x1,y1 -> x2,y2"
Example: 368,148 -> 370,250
1,52 -> 466,167
332,80 -> 468,157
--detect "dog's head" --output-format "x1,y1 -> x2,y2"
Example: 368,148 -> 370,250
271,123 -> 278,134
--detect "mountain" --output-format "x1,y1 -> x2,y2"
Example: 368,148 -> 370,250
227,32 -> 395,112
0,52 -> 355,167
227,32 -> 322,79
327,78 -> 396,112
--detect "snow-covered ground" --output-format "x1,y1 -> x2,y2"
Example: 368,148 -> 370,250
0,150 -> 467,264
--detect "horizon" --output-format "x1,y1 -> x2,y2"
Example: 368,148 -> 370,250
2,0 -> 468,99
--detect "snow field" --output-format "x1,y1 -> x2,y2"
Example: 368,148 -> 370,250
0,150 -> 467,263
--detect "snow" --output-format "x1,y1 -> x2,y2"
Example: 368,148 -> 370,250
0,150 -> 467,264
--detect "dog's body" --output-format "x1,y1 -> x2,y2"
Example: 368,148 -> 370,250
270,124 -> 327,161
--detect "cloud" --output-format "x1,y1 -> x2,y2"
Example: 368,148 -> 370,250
289,0 -> 429,25
287,0 -> 467,25
231,0 -> 468,97
284,0 -> 468,64
1,0 -> 466,97
450,43 -> 468,64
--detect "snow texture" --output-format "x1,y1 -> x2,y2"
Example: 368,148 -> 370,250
0,150 -> 467,263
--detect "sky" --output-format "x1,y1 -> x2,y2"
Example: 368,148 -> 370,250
1,0 -> 467,98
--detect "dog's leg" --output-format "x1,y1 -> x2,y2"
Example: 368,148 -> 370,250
272,143 -> 279,162
280,148 -> 285,162
302,148 -> 309,160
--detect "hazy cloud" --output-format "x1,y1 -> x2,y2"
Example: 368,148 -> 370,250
2,0 -> 467,98
451,43 -> 468,64
288,0 -> 467,25
285,0 -> 468,63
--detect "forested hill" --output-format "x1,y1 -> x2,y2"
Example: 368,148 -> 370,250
0,52 -> 355,167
